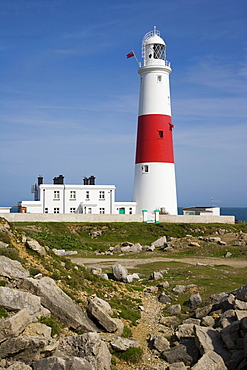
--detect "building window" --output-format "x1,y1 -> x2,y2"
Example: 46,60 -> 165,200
99,208 -> 105,214
54,191 -> 60,199
88,208 -> 92,214
54,207 -> 60,214
99,191 -> 105,199
158,130 -> 163,138
86,191 -> 90,199
70,191 -> 76,199
157,75 -> 162,82
70,208 -> 76,213
142,165 -> 149,173
44,208 -> 48,213
129,208 -> 132,214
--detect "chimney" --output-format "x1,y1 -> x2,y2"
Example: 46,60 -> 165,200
89,176 -> 95,185
38,175 -> 43,185
53,175 -> 64,184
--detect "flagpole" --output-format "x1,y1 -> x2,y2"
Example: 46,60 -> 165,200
133,51 -> 141,68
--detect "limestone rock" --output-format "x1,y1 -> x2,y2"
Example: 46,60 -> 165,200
20,277 -> 97,332
201,316 -> 215,327
160,316 -> 181,327
233,285 -> 247,302
110,337 -> 140,351
112,264 -> 128,283
167,304 -> 181,315
189,293 -> 202,309
6,362 -> 32,370
0,256 -> 30,279
0,336 -> 52,364
191,350 -> 227,369
149,335 -> 170,352
32,356 -> 92,370
205,292 -> 227,306
87,297 -> 118,332
52,249 -> 78,256
194,326 -> 229,362
0,287 -> 43,317
58,332 -> 111,370
149,271 -> 163,280
0,308 -> 32,343
161,344 -> 193,366
195,305 -> 213,319
91,267 -> 102,275
26,240 -> 47,256
175,324 -> 196,339
22,322 -> 52,338
151,236 -> 167,248
172,284 -> 197,294
158,292 -> 172,304
126,273 -> 140,283
0,241 -> 8,248
168,362 -> 187,370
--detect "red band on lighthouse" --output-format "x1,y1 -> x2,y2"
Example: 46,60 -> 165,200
135,114 -> 174,164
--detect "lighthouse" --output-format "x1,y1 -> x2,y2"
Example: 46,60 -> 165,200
133,27 -> 178,215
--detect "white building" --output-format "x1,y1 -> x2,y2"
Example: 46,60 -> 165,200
19,175 -> 136,215
183,206 -> 220,216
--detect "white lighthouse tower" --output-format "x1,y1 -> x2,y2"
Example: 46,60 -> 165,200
133,27 -> 178,215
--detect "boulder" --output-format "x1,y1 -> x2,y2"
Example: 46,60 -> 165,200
160,316 -> 181,327
91,267 -> 102,275
52,249 -> 78,256
173,284 -> 197,294
233,285 -> 247,302
201,316 -> 215,327
26,240 -> 46,256
20,277 -> 97,332
0,336 -> 53,364
126,273 -> 140,283
157,281 -> 170,289
234,299 -> 247,310
146,245 -> 155,251
167,304 -> 181,315
22,322 -> 52,338
205,292 -> 227,306
0,256 -> 30,279
58,332 -> 111,370
110,337 -> 140,351
161,344 -> 193,366
164,246 -> 174,252
111,264 -> 128,283
149,271 -> 163,280
149,335 -> 170,352
151,236 -> 167,248
32,356 -> 92,370
0,308 -> 32,343
87,297 -> 118,332
158,292 -> 172,304
175,324 -> 196,340
195,305 -> 213,319
194,326 -> 229,362
0,241 -> 8,248
221,320 -> 241,350
6,363 -> 32,370
168,362 -> 187,370
189,293 -> 202,309
191,350 -> 227,369
0,287 -> 43,317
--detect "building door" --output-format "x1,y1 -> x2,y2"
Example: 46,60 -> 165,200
119,208 -> 125,214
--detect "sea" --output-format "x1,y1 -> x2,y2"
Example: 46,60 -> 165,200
178,207 -> 247,223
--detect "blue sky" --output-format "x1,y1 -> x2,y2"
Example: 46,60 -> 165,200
0,0 -> 246,208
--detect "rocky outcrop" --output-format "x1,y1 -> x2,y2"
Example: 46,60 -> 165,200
0,256 -> 30,279
20,277 -> 97,332
87,297 -> 118,332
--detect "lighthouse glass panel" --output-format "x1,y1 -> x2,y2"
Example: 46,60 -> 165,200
153,44 -> 165,60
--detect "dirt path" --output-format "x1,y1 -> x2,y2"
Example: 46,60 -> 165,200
71,256 -> 247,269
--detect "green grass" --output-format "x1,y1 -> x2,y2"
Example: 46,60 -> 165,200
0,307 -> 8,318
38,316 -> 64,336
13,222 -> 247,254
109,296 -> 141,326
112,347 -> 143,364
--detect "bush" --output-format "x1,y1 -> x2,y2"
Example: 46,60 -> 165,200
113,347 -> 143,364
0,307 -> 8,318
38,316 -> 64,336
122,325 -> 132,338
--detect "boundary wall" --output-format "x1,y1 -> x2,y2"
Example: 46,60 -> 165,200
1,213 -> 235,224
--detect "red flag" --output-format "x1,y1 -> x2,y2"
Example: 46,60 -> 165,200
126,51 -> 134,59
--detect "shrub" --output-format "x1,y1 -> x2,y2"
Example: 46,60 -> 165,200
113,347 -> 143,364
0,307 -> 8,318
38,316 -> 64,336
122,325 -> 132,338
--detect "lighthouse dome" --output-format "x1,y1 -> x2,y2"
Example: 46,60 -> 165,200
144,34 -> 166,47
